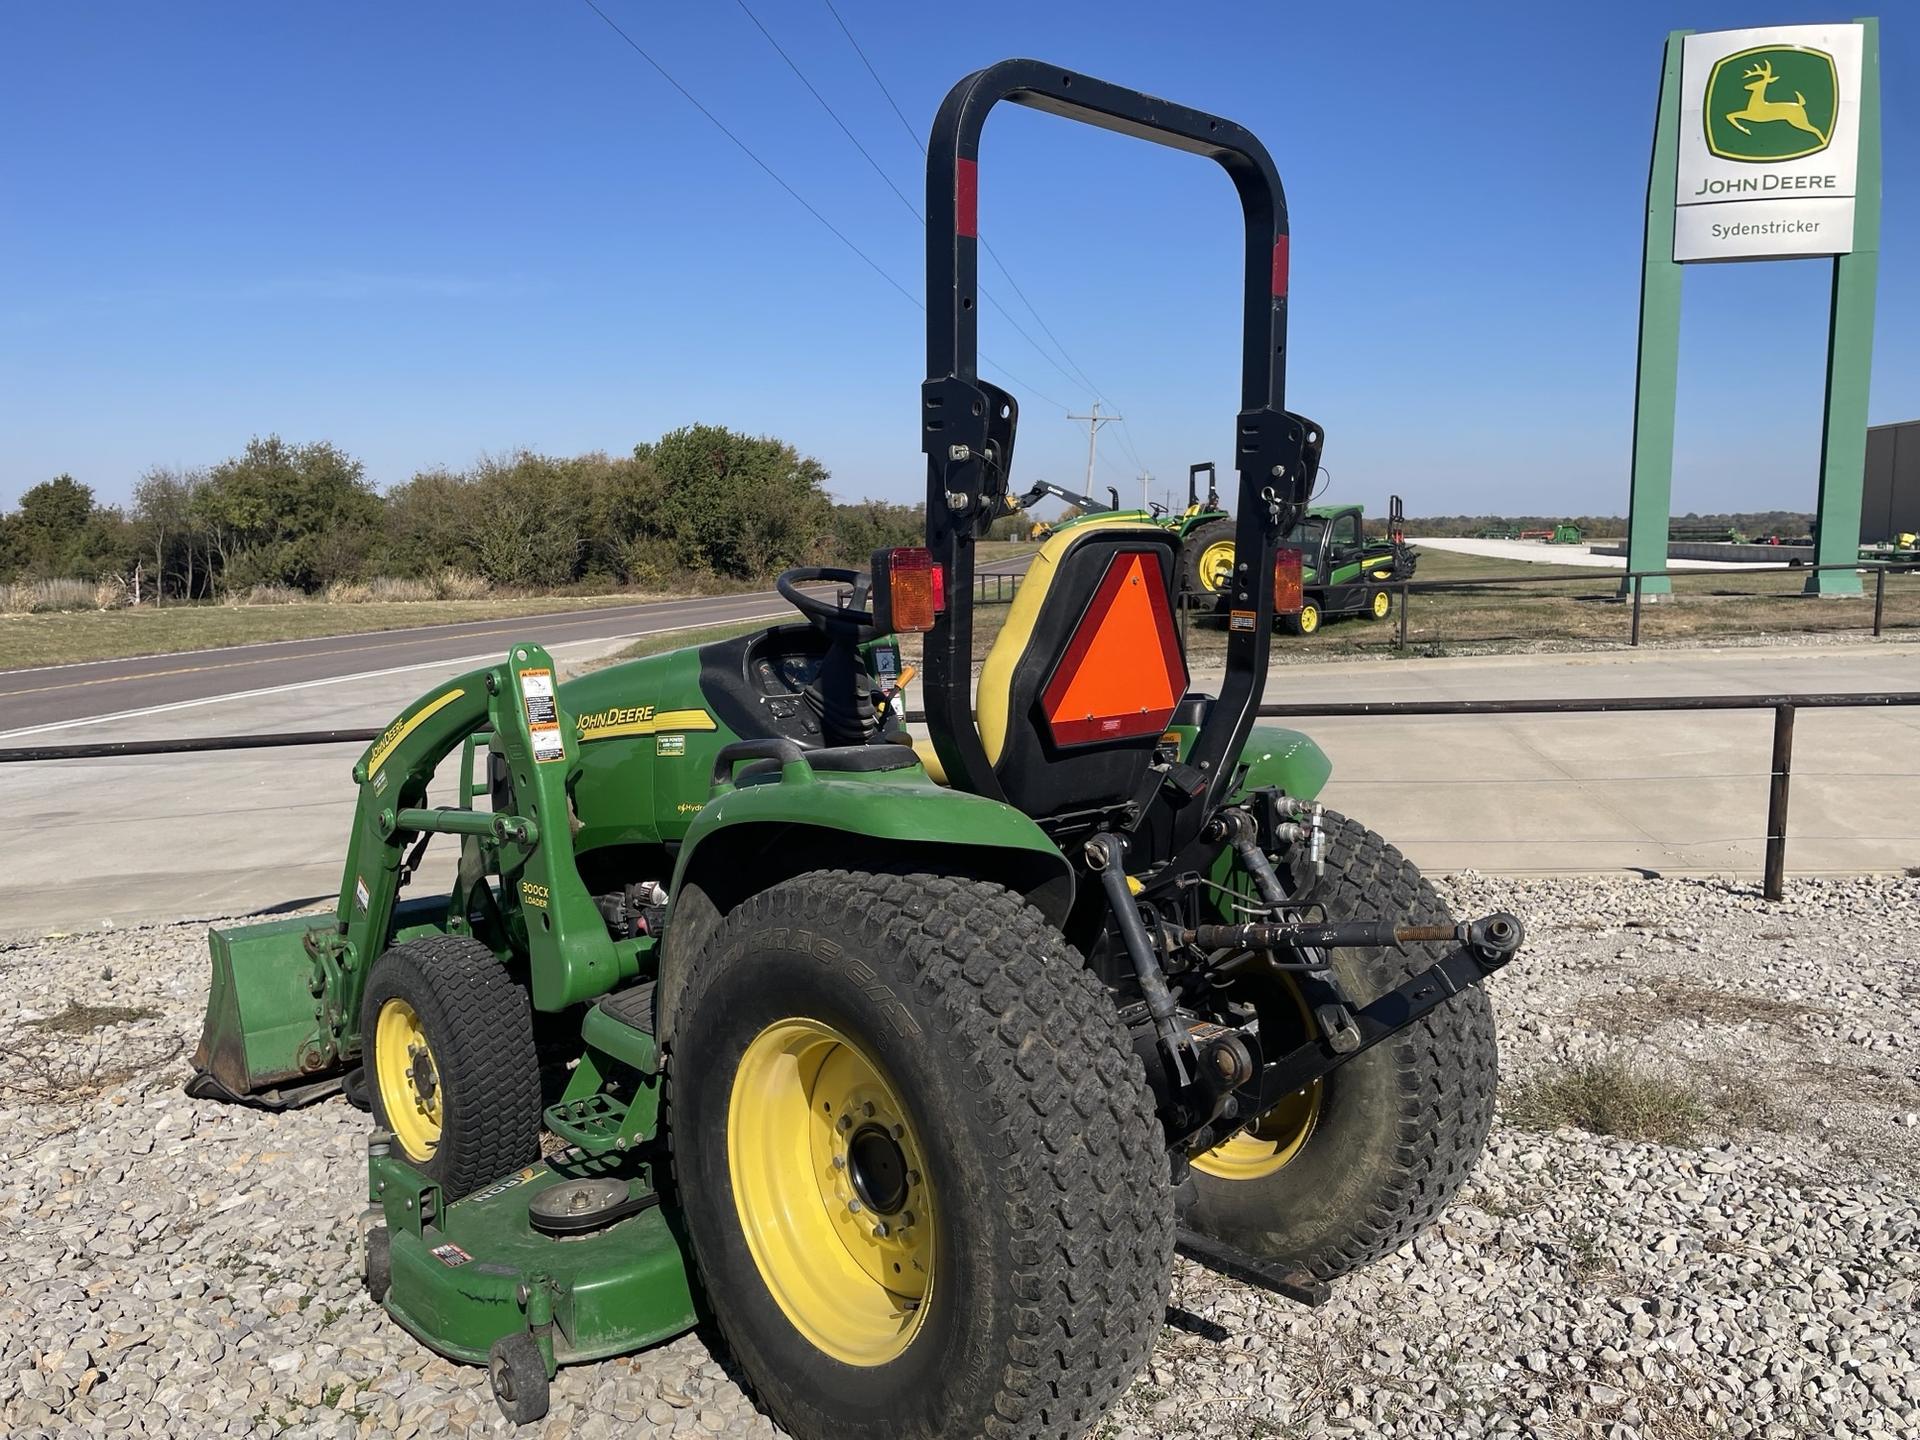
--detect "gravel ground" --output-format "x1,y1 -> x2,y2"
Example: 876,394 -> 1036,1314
3,873 -> 1915,1440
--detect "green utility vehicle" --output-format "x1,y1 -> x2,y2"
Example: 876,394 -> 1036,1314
187,61 -> 1518,1439
1276,496 -> 1418,635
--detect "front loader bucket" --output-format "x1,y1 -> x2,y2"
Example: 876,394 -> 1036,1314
186,916 -> 342,1110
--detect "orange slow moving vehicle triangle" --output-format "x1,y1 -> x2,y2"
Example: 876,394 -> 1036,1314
1040,550 -> 1189,746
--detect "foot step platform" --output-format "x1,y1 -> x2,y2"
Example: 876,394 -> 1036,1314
543,982 -> 659,1154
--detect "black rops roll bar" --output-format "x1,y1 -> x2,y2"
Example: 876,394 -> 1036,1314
919,59 -> 1321,840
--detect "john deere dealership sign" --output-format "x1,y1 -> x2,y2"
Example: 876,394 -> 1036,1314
1675,23 -> 1863,260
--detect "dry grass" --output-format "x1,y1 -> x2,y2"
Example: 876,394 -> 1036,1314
2,999 -> 178,1105
0,577 -> 99,614
1506,1056 -> 1709,1146
23,1000 -> 162,1035
1579,976 -> 1829,1036
366,576 -> 435,603
222,582 -> 305,606
433,569 -> 491,600
0,589 -> 701,669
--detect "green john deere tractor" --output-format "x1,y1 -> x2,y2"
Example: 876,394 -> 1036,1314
1168,461 -> 1237,602
1015,466 -> 1235,612
1174,477 -> 1419,630
188,61 -> 1519,1439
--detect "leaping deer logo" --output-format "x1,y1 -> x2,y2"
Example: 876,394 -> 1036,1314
1725,59 -> 1830,144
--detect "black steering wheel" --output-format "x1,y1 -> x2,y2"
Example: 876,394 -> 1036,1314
776,566 -> 875,631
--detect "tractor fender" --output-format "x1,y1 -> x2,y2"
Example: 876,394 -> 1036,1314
656,773 -> 1074,1046
1235,725 -> 1332,802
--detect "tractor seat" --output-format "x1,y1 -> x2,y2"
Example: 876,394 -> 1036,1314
918,518 -> 1189,820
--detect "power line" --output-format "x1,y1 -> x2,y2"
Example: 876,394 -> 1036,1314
734,0 -> 1089,410
821,0 -> 924,154
577,0 -> 919,312
816,0 -> 1128,417
733,0 -> 920,224
577,0 -> 1071,412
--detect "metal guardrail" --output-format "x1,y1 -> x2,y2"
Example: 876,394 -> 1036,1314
5,691 -> 1914,902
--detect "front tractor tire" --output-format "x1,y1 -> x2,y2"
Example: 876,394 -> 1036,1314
1181,518 -> 1238,602
1280,597 -> 1323,636
1180,813 -> 1498,1281
359,935 -> 542,1199
668,871 -> 1174,1440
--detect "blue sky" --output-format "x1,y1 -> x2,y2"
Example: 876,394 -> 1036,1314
1,2 -> 1911,519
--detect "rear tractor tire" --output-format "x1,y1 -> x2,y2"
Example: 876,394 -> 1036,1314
359,934 -> 542,1200
667,871 -> 1175,1440
1179,812 -> 1498,1281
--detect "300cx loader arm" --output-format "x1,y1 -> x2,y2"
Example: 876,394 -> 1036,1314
189,643 -> 629,1105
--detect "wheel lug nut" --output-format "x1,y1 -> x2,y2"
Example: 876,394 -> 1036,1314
863,1101 -> 876,1118
831,1155 -> 845,1170
848,1199 -> 863,1214
837,1114 -> 853,1133
890,1123 -> 904,1139
906,1170 -> 921,1187
872,1221 -> 890,1238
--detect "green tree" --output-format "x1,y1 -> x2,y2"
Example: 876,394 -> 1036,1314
192,437 -> 381,591
0,475 -> 138,582
827,500 -> 923,566
462,452 -> 590,589
132,466 -> 209,601
9,475 -> 97,577
636,425 -> 831,580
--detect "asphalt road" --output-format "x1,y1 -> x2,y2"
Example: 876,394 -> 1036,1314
0,590 -> 811,739
0,556 -> 1039,740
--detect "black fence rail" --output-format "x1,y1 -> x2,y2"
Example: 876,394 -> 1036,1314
973,571 -> 1024,604
1383,558 -> 1916,650
975,557 -> 1918,648
5,692 -> 1914,902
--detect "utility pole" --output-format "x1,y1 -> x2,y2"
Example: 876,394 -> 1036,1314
1137,471 -> 1154,511
1068,400 -> 1122,499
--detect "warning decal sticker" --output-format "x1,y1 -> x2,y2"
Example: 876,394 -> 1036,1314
519,668 -> 566,764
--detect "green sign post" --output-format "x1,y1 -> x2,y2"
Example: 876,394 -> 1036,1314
1625,19 -> 1881,597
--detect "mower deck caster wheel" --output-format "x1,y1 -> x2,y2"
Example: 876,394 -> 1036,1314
363,1226 -> 391,1305
487,1333 -> 549,1425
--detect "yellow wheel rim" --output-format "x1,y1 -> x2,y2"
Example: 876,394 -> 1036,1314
729,1019 -> 934,1366
1197,539 -> 1236,594
1298,603 -> 1320,634
374,998 -> 442,1161
1371,590 -> 1390,618
1191,1083 -> 1322,1181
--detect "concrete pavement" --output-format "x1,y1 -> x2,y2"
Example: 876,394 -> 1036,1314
1409,536 -> 1746,570
2,638 -> 1915,936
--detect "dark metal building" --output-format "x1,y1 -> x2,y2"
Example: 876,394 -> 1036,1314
1863,420 -> 1920,542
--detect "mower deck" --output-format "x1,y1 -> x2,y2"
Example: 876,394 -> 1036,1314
369,1146 -> 696,1371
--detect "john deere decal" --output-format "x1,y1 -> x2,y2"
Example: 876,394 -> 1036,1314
1704,46 -> 1836,163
